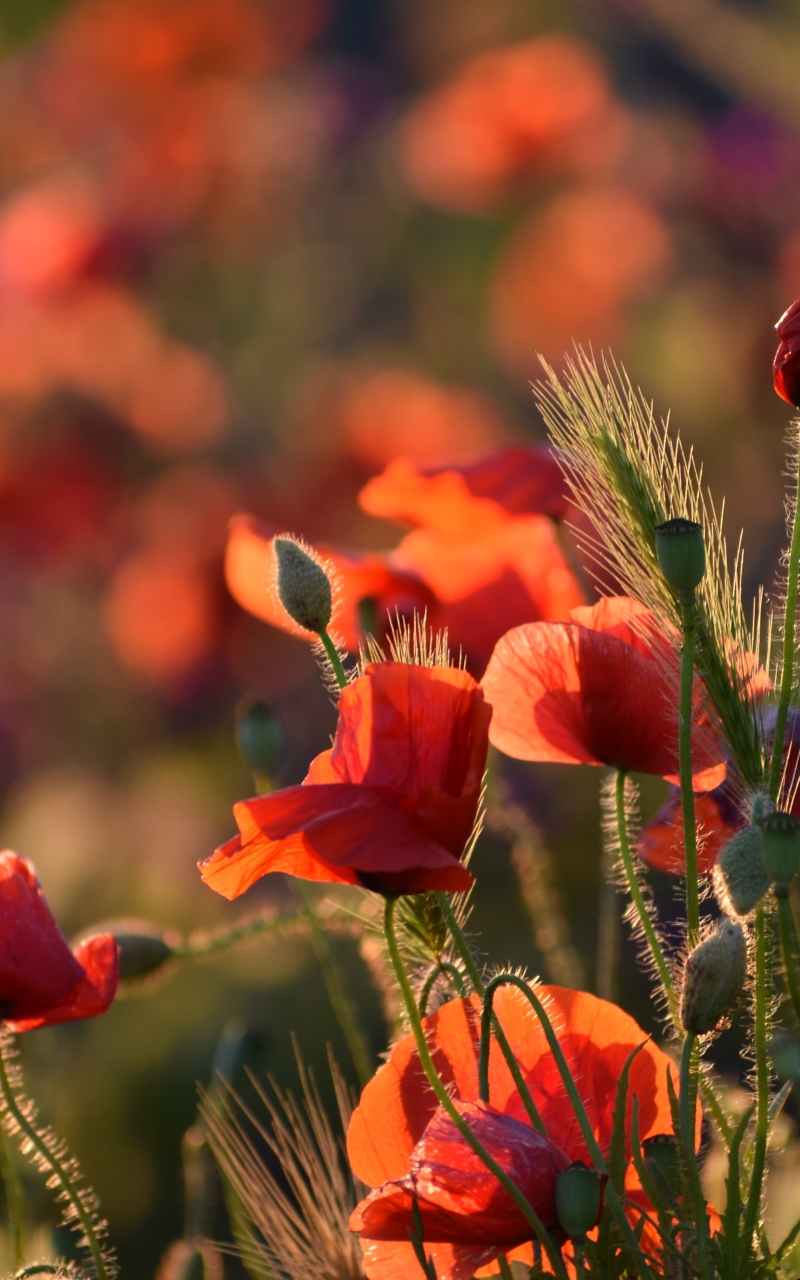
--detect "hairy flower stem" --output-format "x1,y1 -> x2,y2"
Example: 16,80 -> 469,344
0,1044 -> 108,1280
173,910 -> 308,959
478,973 -> 655,1280
777,895 -> 800,1024
614,771 -> 678,1025
382,897 -> 569,1280
0,1113 -> 25,1268
498,1255 -> 514,1280
678,594 -> 700,947
319,627 -> 348,690
679,1035 -> 712,1280
769,424 -> 800,799
744,906 -> 770,1247
418,961 -> 466,1016
432,892 -> 546,1133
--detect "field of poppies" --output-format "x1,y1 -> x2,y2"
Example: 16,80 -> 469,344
5,1 -> 800,1278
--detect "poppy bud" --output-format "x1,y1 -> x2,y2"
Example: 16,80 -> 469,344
715,826 -> 771,917
273,536 -> 332,633
758,811 -> 800,893
554,1162 -> 604,1239
774,299 -> 800,407
654,518 -> 706,595
93,920 -> 178,983
642,1135 -> 681,1201
680,919 -> 747,1035
235,699 -> 284,781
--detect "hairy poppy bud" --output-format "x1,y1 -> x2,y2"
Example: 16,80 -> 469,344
555,1162 -> 604,1239
642,1135 -> 681,1202
93,920 -> 178,983
758,811 -> 800,893
681,919 -> 747,1035
774,299 -> 800,407
273,536 -> 332,633
654,518 -> 706,595
235,699 -> 284,781
715,826 -> 771,917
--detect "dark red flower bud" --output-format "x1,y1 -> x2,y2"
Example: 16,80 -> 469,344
774,300 -> 800,407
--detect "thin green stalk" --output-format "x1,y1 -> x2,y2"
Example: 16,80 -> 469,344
769,430 -> 800,799
418,961 -> 466,1017
679,1035 -> 712,1280
573,1240 -> 587,1279
0,1046 -> 108,1280
497,1256 -> 514,1280
596,860 -> 619,1003
678,594 -> 700,947
319,627 -> 348,690
777,894 -> 800,1025
0,1113 -> 25,1269
173,910 -> 307,959
479,973 -> 655,1280
744,906 -> 770,1247
614,770 -> 678,1025
294,883 -> 373,1087
432,892 -> 546,1133
383,898 -> 569,1280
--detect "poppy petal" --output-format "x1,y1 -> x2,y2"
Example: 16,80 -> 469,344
7,934 -> 119,1033
0,851 -> 85,1019
198,784 -> 473,899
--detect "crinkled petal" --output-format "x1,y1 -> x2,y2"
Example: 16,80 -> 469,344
0,851 -> 84,1019
8,934 -> 119,1032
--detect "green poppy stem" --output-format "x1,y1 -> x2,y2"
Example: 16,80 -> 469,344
418,961 -> 466,1017
744,906 -> 770,1248
0,1036 -> 108,1280
318,627 -> 348,690
0,1113 -> 25,1269
678,594 -> 700,948
769,426 -> 800,800
777,894 -> 800,1025
382,897 -> 569,1280
679,1034 -> 712,1280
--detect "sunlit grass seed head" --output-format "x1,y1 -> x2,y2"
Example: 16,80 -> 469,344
274,535 -> 333,633
654,517 -> 706,597
680,918 -> 747,1036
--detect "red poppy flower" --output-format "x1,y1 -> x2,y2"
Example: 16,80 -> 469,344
199,661 -> 490,898
351,1099 -> 571,1280
0,851 -> 119,1034
347,984 -> 681,1280
481,596 -> 726,788
774,299 -> 800,406
359,453 -> 585,673
225,514 -> 435,652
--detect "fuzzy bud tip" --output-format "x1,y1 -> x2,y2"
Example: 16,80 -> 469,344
273,536 -> 333,633
681,919 -> 747,1035
715,826 -> 771,917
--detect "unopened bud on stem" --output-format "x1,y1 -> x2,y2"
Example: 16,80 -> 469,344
681,919 -> 747,1035
758,811 -> 800,893
274,536 -> 332,633
715,826 -> 771,917
654,518 -> 706,596
555,1163 -> 604,1239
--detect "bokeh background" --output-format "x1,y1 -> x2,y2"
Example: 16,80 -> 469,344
1,0 -> 800,1273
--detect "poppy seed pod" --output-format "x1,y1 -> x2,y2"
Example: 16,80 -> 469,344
642,1135 -> 681,1202
654,518 -> 706,595
758,811 -> 800,893
235,699 -> 284,780
554,1162 -> 604,1239
774,299 -> 800,407
681,919 -> 747,1035
715,826 -> 771,917
273,536 -> 332,633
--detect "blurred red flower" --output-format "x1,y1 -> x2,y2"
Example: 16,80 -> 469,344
199,661 -> 489,897
347,983 -> 679,1280
481,596 -> 726,787
774,299 -> 800,406
490,187 -> 672,373
351,1099 -> 570,1280
0,851 -> 118,1033
398,36 -> 630,214
225,514 -> 435,652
